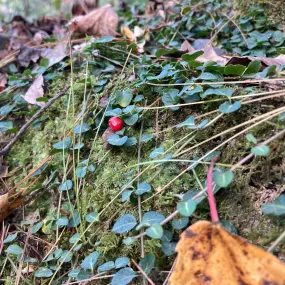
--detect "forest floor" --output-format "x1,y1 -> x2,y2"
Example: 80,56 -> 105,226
0,1 -> 285,284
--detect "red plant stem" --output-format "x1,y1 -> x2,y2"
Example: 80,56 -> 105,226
207,157 -> 219,223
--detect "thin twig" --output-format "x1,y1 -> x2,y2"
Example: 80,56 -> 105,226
132,259 -> 156,285
0,85 -> 70,156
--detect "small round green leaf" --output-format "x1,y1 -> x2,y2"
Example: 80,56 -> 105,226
112,214 -> 137,234
251,145 -> 270,156
59,180 -> 73,191
214,170 -> 233,188
86,212 -> 99,223
34,267 -> 53,278
177,199 -> 197,217
111,267 -> 136,285
146,223 -> 163,239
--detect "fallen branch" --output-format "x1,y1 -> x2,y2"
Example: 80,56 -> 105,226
0,85 -> 70,156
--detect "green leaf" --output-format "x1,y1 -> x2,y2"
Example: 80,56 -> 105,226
258,65 -> 276,78
139,254 -> 155,275
67,210 -> 81,227
246,133 -> 257,144
0,121 -> 13,132
76,167 -> 87,178
149,147 -> 164,159
58,250 -> 73,263
86,212 -> 99,223
177,199 -> 197,217
182,51 -> 204,67
59,180 -> 73,191
115,257 -> 130,269
177,116 -> 208,129
162,242 -> 177,256
214,170 -> 233,187
98,261 -> 115,272
69,233 -> 81,244
72,142 -> 84,150
34,267 -> 53,278
146,223 -> 163,239
5,244 -> 23,255
80,251 -> 100,270
220,220 -> 238,235
94,36 -> 114,43
198,72 -> 219,81
135,182 -> 151,195
31,221 -> 43,234
107,134 -> 128,146
244,60 -> 261,74
40,58 -> 49,68
137,211 -> 165,230
3,233 -> 17,243
68,269 -> 80,278
73,244 -> 82,251
124,137 -> 137,146
278,112 -> 285,121
53,137 -> 72,150
218,101 -> 241,114
203,88 -> 232,98
56,216 -> 69,226
76,270 -> 92,281
155,48 -> 178,58
262,195 -> 285,216
171,217 -> 189,230
251,145 -> 270,156
112,267 -> 136,285
122,190 -> 133,202
74,123 -> 90,134
112,214 -> 137,234
123,237 -> 136,245
116,89 -> 133,107
162,89 -> 180,111
140,134 -> 154,142
224,64 -> 246,76
124,114 -> 138,126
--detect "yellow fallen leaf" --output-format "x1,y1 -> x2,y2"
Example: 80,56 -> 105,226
170,221 -> 285,284
121,26 -> 135,42
170,157 -> 285,284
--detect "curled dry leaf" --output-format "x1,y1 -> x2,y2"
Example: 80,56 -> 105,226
22,75 -> 45,107
170,220 -> 285,285
69,4 -> 119,37
101,127 -> 115,149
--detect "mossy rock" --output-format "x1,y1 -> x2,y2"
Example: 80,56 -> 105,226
233,0 -> 285,30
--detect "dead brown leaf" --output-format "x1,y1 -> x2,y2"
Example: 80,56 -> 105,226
0,192 -> 25,223
44,40 -> 68,68
102,127 -> 115,149
22,75 -> 45,107
181,39 -> 227,65
69,4 -> 119,37
17,45 -> 49,67
227,55 -> 285,69
0,72 -> 7,91
170,221 -> 285,285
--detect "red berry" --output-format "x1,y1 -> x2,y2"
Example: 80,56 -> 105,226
108,117 -> 123,132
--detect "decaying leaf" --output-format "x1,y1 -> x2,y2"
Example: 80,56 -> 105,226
121,26 -> 149,53
44,40 -> 68,68
170,221 -> 285,285
181,39 -> 227,65
0,192 -> 25,223
17,45 -> 49,67
22,75 -> 45,107
102,127 -> 115,149
227,55 -> 285,69
69,4 -> 119,37
0,72 -> 7,91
